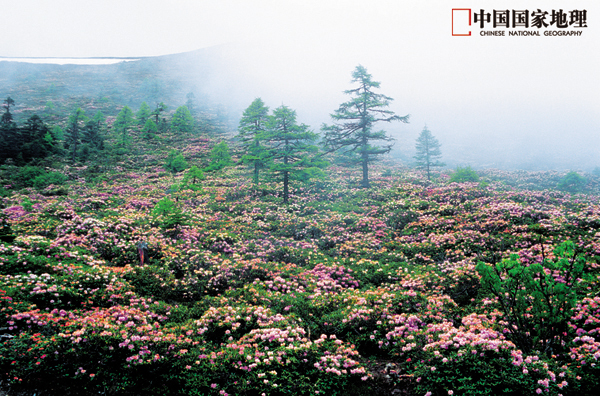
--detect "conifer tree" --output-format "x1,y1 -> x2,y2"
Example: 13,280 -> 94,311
142,118 -> 158,140
181,165 -> 205,191
113,106 -> 134,146
82,119 -> 105,151
205,141 -> 233,172
92,110 -> 106,130
20,115 -> 54,162
237,98 -> 269,184
64,108 -> 87,163
264,105 -> 324,204
185,92 -> 197,115
414,126 -> 444,180
1,97 -> 15,124
0,97 -> 18,162
136,102 -> 152,126
151,102 -> 167,124
171,106 -> 194,134
322,65 -> 409,188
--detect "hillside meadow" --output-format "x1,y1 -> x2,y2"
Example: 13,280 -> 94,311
1,160 -> 600,396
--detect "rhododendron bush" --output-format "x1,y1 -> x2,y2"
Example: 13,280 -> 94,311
1,165 -> 600,395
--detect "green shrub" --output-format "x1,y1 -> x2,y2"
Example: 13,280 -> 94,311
152,197 -> 186,237
449,166 -> 479,183
11,166 -> 67,190
557,171 -> 586,193
204,141 -> 233,173
123,264 -> 177,301
152,197 -> 178,217
476,241 -> 586,355
21,198 -> 33,212
180,165 -> 205,191
115,147 -> 129,156
13,166 -> 44,188
32,171 -> 67,189
165,150 -> 188,174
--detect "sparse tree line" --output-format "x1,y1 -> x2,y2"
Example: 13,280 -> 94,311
231,64 -> 446,200
231,65 -> 593,197
1,65 -> 427,197
3,65 -> 594,199
159,65 -> 412,204
236,99 -> 325,203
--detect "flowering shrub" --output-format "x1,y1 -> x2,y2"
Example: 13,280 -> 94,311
2,164 -> 600,395
477,242 -> 586,355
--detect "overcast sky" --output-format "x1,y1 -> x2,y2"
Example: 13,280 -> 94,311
2,0 -> 599,169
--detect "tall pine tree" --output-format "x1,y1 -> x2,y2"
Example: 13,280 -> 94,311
82,120 -> 105,150
136,102 -> 152,127
237,98 -> 270,184
91,111 -> 106,132
414,126 -> 444,181
185,92 -> 198,116
20,115 -> 54,162
1,97 -> 14,124
142,118 -> 158,140
113,106 -> 134,146
151,102 -> 167,124
0,97 -> 18,162
322,65 -> 409,188
264,105 -> 324,204
64,108 -> 87,164
171,106 -> 194,134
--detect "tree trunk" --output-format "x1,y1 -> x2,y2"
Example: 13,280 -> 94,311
361,98 -> 370,188
361,132 -> 369,188
283,170 -> 289,203
362,155 -> 369,188
253,139 -> 260,184
283,148 -> 289,203
72,134 -> 78,164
